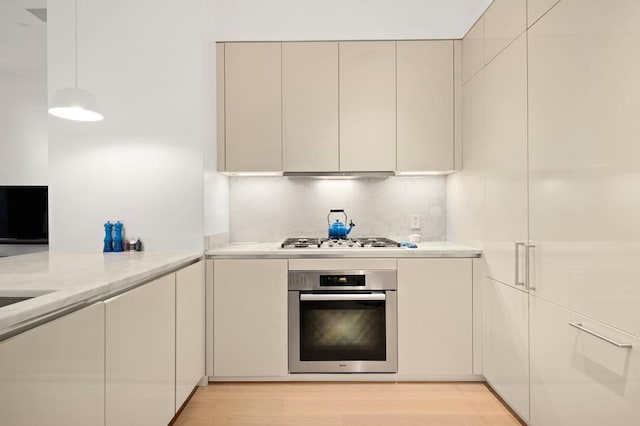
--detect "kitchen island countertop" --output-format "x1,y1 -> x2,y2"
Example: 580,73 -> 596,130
0,251 -> 202,340
206,241 -> 481,259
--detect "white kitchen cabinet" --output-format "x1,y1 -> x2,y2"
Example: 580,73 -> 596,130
483,0 -> 526,63
0,303 -> 104,426
447,60 -> 486,248
527,0 -> 561,27
483,34 -> 528,289
282,42 -> 339,172
396,41 -> 454,172
397,259 -> 473,377
176,260 -> 205,411
483,277 -> 529,422
223,42 -> 282,172
105,273 -> 176,426
339,41 -> 396,171
530,295 -> 640,425
462,15 -> 485,83
213,259 -> 288,377
528,0 -> 640,337
216,43 -> 226,172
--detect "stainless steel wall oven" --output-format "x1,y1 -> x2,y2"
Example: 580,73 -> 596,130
288,269 -> 397,373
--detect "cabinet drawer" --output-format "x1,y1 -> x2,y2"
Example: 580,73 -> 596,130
530,295 -> 640,426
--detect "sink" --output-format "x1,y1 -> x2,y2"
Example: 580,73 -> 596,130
0,297 -> 34,308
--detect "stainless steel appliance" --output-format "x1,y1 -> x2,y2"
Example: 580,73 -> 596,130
281,237 -> 401,249
288,268 -> 397,373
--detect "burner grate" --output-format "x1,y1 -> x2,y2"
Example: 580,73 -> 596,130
281,237 -> 400,248
280,237 -> 322,248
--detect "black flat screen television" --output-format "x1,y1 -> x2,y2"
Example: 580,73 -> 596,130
0,186 -> 48,244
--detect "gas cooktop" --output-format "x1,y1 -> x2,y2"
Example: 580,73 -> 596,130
280,237 -> 401,249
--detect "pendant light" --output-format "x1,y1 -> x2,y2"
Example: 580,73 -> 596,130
48,0 -> 103,122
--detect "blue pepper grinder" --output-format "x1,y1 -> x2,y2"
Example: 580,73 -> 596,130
113,221 -> 124,252
103,221 -> 114,252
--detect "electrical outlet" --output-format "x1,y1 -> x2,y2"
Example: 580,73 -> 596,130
410,214 -> 421,230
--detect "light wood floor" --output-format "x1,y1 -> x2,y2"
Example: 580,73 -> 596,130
173,382 -> 523,425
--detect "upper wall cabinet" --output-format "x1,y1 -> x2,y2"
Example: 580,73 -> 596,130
484,0 -> 526,62
218,41 -> 459,173
462,16 -> 485,83
527,0 -> 561,27
339,41 -> 396,171
216,45 -> 226,172
397,41 -> 454,172
223,42 -> 282,172
282,42 -> 339,172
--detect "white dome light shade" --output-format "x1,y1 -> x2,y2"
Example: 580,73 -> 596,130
48,87 -> 104,122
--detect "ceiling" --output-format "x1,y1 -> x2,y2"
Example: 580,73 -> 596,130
0,0 -> 47,74
0,0 -> 492,75
214,0 -> 493,41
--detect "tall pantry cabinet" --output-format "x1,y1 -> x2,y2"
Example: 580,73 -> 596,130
461,0 -> 530,422
527,0 -> 640,424
458,0 -> 640,424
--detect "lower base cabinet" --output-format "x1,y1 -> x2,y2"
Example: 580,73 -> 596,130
0,303 -> 105,426
397,258 -> 473,376
213,259 -> 288,377
105,273 -> 176,426
483,277 -> 529,422
176,261 -> 206,411
530,295 -> 640,426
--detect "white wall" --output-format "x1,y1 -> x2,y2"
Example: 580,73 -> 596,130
0,0 -> 48,185
229,176 -> 446,242
203,2 -> 229,236
0,71 -> 47,185
47,0 -> 222,251
215,0 -> 492,41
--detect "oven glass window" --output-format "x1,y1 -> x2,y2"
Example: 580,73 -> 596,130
299,298 -> 386,361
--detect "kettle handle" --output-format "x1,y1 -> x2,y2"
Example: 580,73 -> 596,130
327,209 -> 348,226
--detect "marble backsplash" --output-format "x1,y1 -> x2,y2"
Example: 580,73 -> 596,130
229,176 -> 446,242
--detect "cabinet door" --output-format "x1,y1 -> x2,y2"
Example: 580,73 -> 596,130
483,277 -> 529,422
0,303 -> 104,426
339,41 -> 396,171
176,261 -> 205,411
447,63 -> 486,248
216,43 -> 226,172
483,34 -> 528,289
530,295 -> 640,425
225,42 -> 282,172
528,0 -> 640,337
483,0 -> 526,62
397,41 -> 454,172
462,16 -> 485,83
282,42 -> 339,172
397,259 -> 472,376
105,274 -> 176,426
213,259 -> 288,377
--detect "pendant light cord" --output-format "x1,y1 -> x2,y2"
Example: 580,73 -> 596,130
74,0 -> 78,88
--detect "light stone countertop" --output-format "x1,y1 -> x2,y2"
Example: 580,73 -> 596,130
206,241 -> 481,259
0,251 -> 203,340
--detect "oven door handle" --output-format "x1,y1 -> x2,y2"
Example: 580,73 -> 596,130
300,293 -> 386,301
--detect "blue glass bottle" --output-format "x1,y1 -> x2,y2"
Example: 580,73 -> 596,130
103,221 -> 114,252
113,221 -> 124,252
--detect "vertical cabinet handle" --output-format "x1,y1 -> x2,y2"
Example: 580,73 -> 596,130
515,242 -> 526,286
525,242 -> 535,291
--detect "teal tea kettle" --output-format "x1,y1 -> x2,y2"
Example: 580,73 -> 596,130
327,209 -> 355,239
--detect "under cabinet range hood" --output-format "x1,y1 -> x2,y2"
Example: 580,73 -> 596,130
223,171 -> 456,178
283,171 -> 395,179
